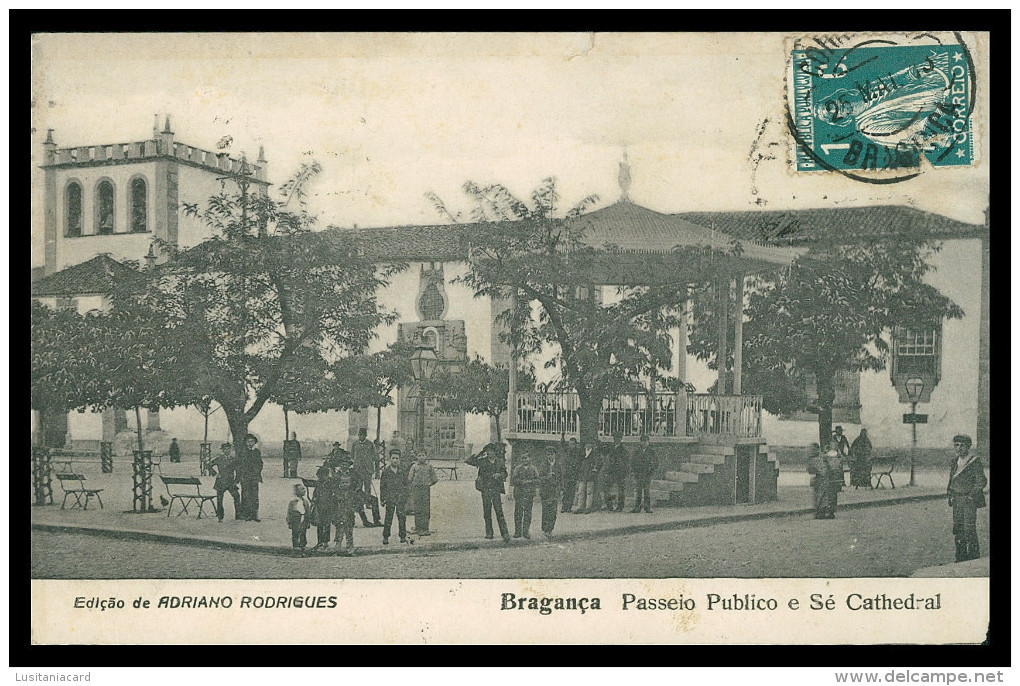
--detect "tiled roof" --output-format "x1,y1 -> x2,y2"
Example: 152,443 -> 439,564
323,225 -> 470,262
31,254 -> 140,297
677,206 -> 985,246
341,203 -> 983,261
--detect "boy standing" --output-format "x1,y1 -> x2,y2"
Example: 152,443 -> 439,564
286,483 -> 311,550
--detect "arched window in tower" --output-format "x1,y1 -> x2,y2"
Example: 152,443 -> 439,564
130,177 -> 147,233
65,182 -> 82,237
96,180 -> 115,234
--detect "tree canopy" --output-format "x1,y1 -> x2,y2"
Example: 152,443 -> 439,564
431,178 -> 734,442
688,231 -> 963,445
421,355 -> 536,443
108,160 -> 400,456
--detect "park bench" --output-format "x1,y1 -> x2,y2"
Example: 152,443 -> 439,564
160,476 -> 217,518
871,456 -> 898,489
55,473 -> 104,510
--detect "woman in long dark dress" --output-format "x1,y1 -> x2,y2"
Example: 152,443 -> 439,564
849,428 -> 873,489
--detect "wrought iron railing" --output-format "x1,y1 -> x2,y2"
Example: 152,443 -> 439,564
511,391 -> 762,439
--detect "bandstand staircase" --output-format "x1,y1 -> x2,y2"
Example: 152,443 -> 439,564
649,441 -> 779,507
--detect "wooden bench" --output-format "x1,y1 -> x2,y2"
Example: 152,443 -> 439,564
160,476 -> 217,518
55,473 -> 104,510
872,457 -> 898,489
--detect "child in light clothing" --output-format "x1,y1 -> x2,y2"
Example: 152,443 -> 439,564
287,483 -> 311,549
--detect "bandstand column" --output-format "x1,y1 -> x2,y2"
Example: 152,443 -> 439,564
733,273 -> 744,396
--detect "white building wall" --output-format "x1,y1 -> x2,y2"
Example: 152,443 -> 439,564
175,164 -> 246,249
764,238 -> 982,450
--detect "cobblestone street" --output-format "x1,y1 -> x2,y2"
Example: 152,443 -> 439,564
32,499 -> 989,579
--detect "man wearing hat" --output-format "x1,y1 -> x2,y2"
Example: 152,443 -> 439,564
352,428 -> 383,527
630,434 -> 658,513
947,434 -> 987,562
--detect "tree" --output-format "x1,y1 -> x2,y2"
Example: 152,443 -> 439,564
688,232 -> 963,446
109,160 -> 399,463
429,178 -> 734,443
422,355 -> 536,443
31,301 -> 94,447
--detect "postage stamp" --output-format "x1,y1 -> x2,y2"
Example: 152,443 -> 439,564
790,38 -> 974,175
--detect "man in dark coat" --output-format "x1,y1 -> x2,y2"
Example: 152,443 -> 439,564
465,443 -> 511,542
511,452 -> 540,539
572,441 -> 599,514
630,434 -> 658,513
379,449 -> 409,544
352,428 -> 383,527
604,432 -> 629,512
211,441 -> 241,521
947,434 -> 987,562
560,436 -> 581,513
538,445 -> 563,538
168,438 -> 182,463
238,434 -> 264,521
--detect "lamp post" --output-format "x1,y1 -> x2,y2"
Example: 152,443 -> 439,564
905,377 -> 924,487
410,343 -> 439,455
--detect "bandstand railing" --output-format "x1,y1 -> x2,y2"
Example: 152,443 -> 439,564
511,391 -> 762,439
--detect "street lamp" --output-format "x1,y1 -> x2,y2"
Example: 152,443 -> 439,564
410,344 -> 439,454
905,377 -> 924,487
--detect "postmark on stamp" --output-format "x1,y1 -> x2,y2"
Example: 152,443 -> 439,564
788,33 -> 976,180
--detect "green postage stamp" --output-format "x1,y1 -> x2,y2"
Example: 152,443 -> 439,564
790,37 -> 974,174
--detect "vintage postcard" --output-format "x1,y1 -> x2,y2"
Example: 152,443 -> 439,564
29,31 -> 992,647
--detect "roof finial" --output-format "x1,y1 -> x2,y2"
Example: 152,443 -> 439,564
45,128 -> 55,144
153,114 -> 160,138
163,114 -> 173,134
257,144 -> 266,164
618,149 -> 632,202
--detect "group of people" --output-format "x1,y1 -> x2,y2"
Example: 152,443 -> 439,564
808,430 -> 987,563
807,426 -> 874,519
461,432 -> 659,542
209,434 -> 264,522
286,428 -> 439,554
560,432 -> 659,515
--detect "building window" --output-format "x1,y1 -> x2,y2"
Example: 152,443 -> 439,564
130,177 -> 147,233
892,325 -> 940,376
96,180 -> 115,234
65,182 -> 82,237
890,322 -> 943,403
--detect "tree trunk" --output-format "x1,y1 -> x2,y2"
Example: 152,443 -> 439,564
284,408 -> 290,441
815,368 -> 836,448
203,408 -> 210,444
492,411 -> 502,444
576,387 -> 600,446
134,405 -> 145,452
225,410 -> 250,463
375,405 -> 382,443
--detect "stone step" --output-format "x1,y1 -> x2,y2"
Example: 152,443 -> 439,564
649,489 -> 674,501
651,478 -> 693,492
663,470 -> 701,483
694,444 -> 736,456
689,453 -> 727,465
678,461 -> 715,474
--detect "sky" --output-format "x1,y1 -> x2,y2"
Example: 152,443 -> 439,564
30,31 -> 990,266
